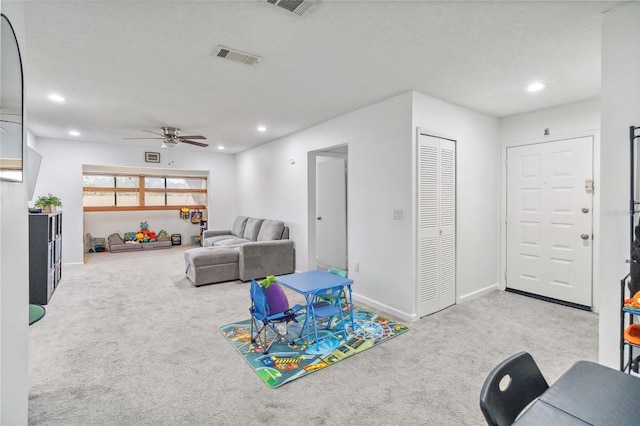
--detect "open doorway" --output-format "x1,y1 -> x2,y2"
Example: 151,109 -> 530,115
308,145 -> 348,271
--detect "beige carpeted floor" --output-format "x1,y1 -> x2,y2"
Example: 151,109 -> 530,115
28,246 -> 598,425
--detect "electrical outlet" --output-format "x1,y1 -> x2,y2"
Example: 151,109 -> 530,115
354,261 -> 360,272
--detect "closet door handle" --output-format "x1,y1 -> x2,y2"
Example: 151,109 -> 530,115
581,233 -> 589,240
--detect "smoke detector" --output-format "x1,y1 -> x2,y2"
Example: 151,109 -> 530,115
267,0 -> 314,16
215,46 -> 261,65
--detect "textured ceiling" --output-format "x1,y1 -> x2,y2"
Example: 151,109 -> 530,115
21,1 -> 621,153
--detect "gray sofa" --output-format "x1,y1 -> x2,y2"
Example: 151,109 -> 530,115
184,216 -> 294,286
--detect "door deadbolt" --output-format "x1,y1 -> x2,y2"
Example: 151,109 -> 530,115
581,233 -> 589,240
582,207 -> 589,213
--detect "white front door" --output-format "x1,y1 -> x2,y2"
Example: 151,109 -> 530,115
506,137 -> 593,307
316,157 -> 347,270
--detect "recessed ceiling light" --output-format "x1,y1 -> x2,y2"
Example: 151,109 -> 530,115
48,94 -> 66,102
68,130 -> 80,136
526,82 -> 547,93
257,126 -> 267,132
217,145 -> 225,150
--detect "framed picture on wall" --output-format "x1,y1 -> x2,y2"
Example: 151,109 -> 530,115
145,152 -> 160,163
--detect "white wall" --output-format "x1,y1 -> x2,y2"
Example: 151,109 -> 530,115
0,3 -> 29,424
498,98 -> 602,309
237,92 -> 414,318
237,90 -> 500,321
600,3 -> 640,368
31,138 -> 238,264
412,91 -> 500,304
499,98 -> 600,143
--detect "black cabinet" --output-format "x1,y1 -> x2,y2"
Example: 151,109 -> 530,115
29,211 -> 62,305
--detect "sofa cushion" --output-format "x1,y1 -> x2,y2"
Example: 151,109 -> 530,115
108,233 -> 124,246
231,216 -> 249,237
243,218 -> 265,241
203,235 -> 236,247
142,240 -> 172,250
257,220 -> 285,241
186,247 -> 239,267
109,242 -> 143,252
214,237 -> 250,247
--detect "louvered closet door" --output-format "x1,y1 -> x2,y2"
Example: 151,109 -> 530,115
417,133 -> 456,318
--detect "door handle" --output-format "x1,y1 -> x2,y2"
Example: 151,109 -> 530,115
317,217 -> 322,220
581,233 -> 589,240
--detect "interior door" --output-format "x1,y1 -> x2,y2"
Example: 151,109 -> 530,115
316,157 -> 347,270
506,137 -> 593,307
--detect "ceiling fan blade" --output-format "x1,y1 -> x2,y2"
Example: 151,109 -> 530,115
180,139 -> 209,147
0,119 -> 21,125
142,129 -> 165,137
178,135 -> 206,140
123,137 -> 163,140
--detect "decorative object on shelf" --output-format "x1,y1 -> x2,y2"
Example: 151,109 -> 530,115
180,207 -> 189,220
34,193 -> 62,213
145,151 -> 160,163
190,208 -> 202,224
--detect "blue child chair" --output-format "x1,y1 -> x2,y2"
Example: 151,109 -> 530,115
249,278 -> 302,354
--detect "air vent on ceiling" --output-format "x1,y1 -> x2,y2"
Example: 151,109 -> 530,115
267,0 -> 313,16
215,46 -> 261,65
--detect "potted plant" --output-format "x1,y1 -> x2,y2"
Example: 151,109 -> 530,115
34,193 -> 62,213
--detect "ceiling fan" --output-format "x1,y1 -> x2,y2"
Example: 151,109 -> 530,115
124,127 -> 208,148
0,107 -> 22,133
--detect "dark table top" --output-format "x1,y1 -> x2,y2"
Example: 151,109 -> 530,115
515,360 -> 640,425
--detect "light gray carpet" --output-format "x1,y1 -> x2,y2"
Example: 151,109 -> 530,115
29,246 -> 598,425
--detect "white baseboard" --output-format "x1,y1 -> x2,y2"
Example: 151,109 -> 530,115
458,283 -> 499,304
351,292 -> 416,323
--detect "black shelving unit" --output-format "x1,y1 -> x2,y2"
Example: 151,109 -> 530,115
621,125 -> 640,373
29,211 -> 62,305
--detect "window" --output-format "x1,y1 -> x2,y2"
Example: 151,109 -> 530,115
82,173 -> 207,212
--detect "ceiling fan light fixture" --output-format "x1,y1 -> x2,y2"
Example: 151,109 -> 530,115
217,145 -> 225,150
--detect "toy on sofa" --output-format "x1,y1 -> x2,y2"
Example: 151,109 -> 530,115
124,231 -> 137,242
137,221 -> 157,243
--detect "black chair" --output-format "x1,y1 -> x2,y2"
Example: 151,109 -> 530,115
479,351 -> 549,426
